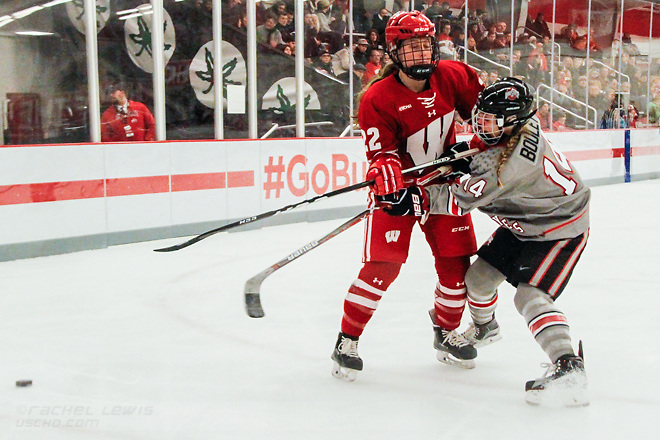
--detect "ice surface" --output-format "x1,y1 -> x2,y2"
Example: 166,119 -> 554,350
2,180 -> 659,439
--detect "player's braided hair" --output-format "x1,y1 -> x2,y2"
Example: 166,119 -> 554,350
495,120 -> 533,186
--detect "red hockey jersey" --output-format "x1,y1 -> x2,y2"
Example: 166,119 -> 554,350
358,61 -> 484,171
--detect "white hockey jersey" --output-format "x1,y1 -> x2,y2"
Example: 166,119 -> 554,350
426,117 -> 590,241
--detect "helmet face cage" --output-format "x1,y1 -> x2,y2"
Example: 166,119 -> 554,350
385,11 -> 440,80
471,77 -> 536,145
472,108 -> 506,145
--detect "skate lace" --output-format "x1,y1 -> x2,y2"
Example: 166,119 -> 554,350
539,362 -> 558,378
462,323 -> 477,341
443,329 -> 471,347
338,337 -> 359,357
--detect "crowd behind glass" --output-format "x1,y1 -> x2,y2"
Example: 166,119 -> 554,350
1,0 -> 659,145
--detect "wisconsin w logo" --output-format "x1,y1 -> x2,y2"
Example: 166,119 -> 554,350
385,230 -> 401,243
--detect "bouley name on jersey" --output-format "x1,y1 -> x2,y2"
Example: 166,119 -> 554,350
519,119 -> 541,164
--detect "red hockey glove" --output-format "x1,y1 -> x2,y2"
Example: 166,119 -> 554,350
375,186 -> 429,223
366,153 -> 404,196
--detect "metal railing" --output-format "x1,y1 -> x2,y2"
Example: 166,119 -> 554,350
536,84 -> 598,129
260,121 -> 334,139
461,49 -> 512,75
590,59 -> 631,85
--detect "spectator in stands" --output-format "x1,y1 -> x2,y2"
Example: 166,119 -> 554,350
651,54 -> 660,75
366,28 -> 383,51
468,22 -> 485,45
523,47 -> 548,86
488,70 -> 499,86
621,33 -> 641,57
559,23 -> 579,46
587,79 -> 608,112
276,10 -> 294,42
269,1 -> 287,17
329,0 -> 350,34
537,102 -> 551,130
648,99 -> 660,126
332,41 -> 352,77
225,0 -> 246,29
304,13 -> 322,58
277,43 -> 292,56
647,78 -> 660,125
362,46 -> 384,85
313,46 -> 337,76
572,30 -> 599,52
315,0 -> 333,32
381,51 -> 392,66
510,50 -> 526,77
627,102 -> 639,128
438,1 -> 453,18
337,63 -> 366,93
466,35 -> 478,54
424,0 -> 444,25
478,69 -> 488,85
554,80 -> 575,109
284,36 -> 296,56
601,93 -> 627,129
436,20 -> 452,41
477,30 -> 499,51
553,111 -> 569,131
529,12 -> 551,40
257,12 -> 284,48
453,29 -> 465,51
495,21 -> 507,34
371,8 -> 391,39
354,38 -> 371,65
101,85 -> 155,142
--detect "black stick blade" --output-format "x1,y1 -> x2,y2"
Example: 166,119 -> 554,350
245,293 -> 265,318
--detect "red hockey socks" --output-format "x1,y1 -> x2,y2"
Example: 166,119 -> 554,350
433,255 -> 470,331
341,261 -> 402,337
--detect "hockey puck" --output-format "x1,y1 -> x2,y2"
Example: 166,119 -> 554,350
15,380 -> 32,387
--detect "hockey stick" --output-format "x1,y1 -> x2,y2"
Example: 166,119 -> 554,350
244,209 -> 372,318
154,146 -> 478,252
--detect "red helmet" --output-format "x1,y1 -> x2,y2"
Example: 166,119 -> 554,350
385,10 -> 435,48
384,11 -> 439,80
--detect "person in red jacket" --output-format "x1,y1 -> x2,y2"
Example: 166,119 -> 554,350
101,86 -> 156,142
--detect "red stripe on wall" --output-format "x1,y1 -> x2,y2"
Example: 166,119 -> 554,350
633,145 -> 660,156
564,145 -> 660,161
227,171 -> 254,188
564,148 -> 625,161
171,173 -> 226,192
106,176 -> 170,197
0,180 -> 104,205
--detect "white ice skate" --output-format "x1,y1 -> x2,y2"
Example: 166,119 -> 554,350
525,354 -> 589,407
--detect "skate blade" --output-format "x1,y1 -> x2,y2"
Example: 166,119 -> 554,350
331,362 -> 358,382
472,333 -> 502,348
525,389 -> 590,407
525,372 -> 590,407
436,351 -> 475,369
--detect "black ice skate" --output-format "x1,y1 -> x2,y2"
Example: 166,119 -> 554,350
525,351 -> 589,407
463,317 -> 502,348
331,332 -> 363,382
429,310 -> 477,369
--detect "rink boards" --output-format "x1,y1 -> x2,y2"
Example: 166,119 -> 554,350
0,129 -> 658,260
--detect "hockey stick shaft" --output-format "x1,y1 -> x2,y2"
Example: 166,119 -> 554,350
154,147 -> 478,252
244,209 -> 372,318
